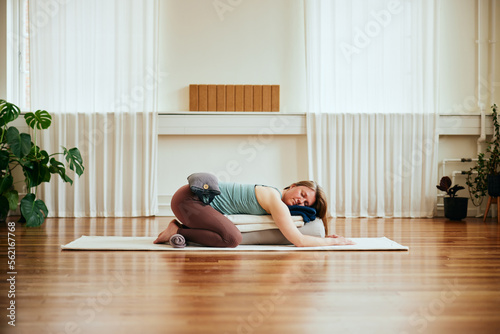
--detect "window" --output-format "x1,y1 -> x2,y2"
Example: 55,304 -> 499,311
7,0 -> 30,110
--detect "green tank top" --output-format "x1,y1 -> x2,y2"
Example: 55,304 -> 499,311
210,182 -> 280,215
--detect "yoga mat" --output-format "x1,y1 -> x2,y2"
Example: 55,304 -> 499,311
61,236 -> 408,251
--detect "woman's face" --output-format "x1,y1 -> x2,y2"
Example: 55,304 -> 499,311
282,185 -> 316,207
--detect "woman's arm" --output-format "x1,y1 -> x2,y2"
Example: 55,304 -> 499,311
255,186 -> 354,247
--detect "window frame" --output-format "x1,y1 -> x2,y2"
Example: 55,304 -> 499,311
7,0 -> 30,111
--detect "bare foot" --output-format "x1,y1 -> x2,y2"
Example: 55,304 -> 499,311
153,219 -> 180,244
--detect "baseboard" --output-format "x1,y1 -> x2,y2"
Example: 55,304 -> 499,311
157,194 -> 173,216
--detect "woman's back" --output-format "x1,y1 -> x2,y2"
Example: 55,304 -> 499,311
210,182 -> 277,215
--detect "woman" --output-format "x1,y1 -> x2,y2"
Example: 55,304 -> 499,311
154,180 -> 355,247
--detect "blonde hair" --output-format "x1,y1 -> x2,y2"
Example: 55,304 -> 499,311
285,181 -> 330,234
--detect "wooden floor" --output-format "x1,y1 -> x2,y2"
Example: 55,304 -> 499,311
0,216 -> 499,334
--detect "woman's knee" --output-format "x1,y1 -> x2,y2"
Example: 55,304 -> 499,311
224,230 -> 242,248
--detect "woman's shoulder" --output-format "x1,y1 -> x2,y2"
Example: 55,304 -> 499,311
254,185 -> 284,214
254,185 -> 281,200
255,184 -> 282,196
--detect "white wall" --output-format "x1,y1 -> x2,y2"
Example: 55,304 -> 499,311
158,134 -> 308,189
157,0 -> 307,113
438,0 -> 500,114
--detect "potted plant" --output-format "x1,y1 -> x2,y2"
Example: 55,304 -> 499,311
466,104 -> 500,205
0,99 -> 84,227
437,176 -> 468,220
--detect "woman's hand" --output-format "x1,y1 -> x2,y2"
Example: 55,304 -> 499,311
325,235 -> 356,245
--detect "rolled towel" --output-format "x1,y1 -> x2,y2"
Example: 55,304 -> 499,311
288,205 -> 316,223
169,234 -> 186,248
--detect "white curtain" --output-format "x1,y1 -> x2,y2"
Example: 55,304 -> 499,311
30,0 -> 159,217
305,0 -> 439,217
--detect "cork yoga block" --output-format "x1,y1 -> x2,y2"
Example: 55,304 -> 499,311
189,84 -> 279,112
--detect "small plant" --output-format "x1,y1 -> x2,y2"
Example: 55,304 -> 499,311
437,176 -> 464,197
466,104 -> 500,205
438,176 -> 469,220
0,99 -> 84,227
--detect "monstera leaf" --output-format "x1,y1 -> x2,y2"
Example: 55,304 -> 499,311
63,147 -> 84,176
20,193 -> 48,227
0,151 -> 10,171
0,196 -> 9,222
0,176 -> 18,214
0,100 -> 21,126
3,189 -> 19,211
0,175 -> 13,194
6,127 -> 32,158
24,110 -> 52,130
49,158 -> 73,184
23,160 -> 51,188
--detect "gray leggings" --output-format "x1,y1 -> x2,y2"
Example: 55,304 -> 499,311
171,185 -> 242,247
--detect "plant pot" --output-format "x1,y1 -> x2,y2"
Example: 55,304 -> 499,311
487,174 -> 500,197
443,197 -> 468,221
